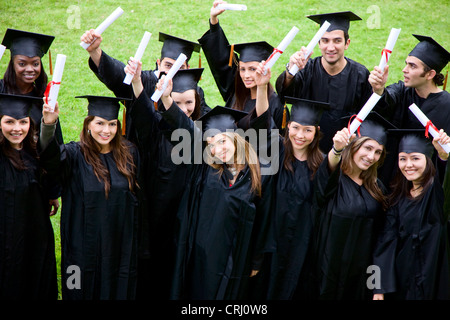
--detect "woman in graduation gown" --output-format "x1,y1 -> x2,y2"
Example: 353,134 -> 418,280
124,60 -> 206,299
373,129 -> 450,300
141,74 -> 275,300
0,94 -> 57,300
311,112 -> 391,300
198,0 -> 286,131
39,96 -> 140,300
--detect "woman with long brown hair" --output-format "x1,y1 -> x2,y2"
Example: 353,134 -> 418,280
311,112 -> 392,300
39,96 -> 140,300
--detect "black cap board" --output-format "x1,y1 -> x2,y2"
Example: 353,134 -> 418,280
2,28 -> 54,58
389,128 -> 434,158
172,68 -> 203,93
197,106 -> 247,138
285,96 -> 330,126
307,11 -> 362,32
75,95 -> 131,121
409,34 -> 450,73
232,41 -> 274,63
0,93 -> 41,119
159,32 -> 201,62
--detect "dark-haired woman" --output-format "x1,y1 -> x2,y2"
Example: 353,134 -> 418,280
198,0 -> 286,131
39,97 -> 140,300
373,129 -> 450,300
0,94 -> 57,300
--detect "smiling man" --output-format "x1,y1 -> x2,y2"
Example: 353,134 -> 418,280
276,11 -> 372,153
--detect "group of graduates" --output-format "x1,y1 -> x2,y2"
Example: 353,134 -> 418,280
0,0 -> 449,301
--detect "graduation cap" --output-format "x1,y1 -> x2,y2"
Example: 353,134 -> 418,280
231,41 -> 274,63
307,11 -> 362,32
159,32 -> 201,62
408,34 -> 450,73
0,93 -> 41,119
172,68 -> 203,93
2,28 -> 54,58
285,96 -> 330,126
197,106 -> 248,138
75,95 -> 132,121
389,129 -> 434,158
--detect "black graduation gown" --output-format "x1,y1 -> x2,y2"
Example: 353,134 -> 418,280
373,160 -> 450,300
374,82 -> 450,186
276,57 -> 372,152
40,140 -> 139,300
128,90 -> 192,299
198,21 -> 286,131
88,51 -> 211,144
160,104 -> 275,300
0,149 -> 57,300
311,156 -> 386,300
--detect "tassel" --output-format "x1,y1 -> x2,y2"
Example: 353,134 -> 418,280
49,49 -> 53,76
282,104 -> 287,129
443,65 -> 448,91
228,44 -> 234,67
154,101 -> 158,110
199,51 -> 202,80
122,108 -> 126,136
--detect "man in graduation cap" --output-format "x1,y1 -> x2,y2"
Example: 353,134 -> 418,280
80,29 -> 210,144
276,11 -> 373,153
369,34 -> 450,184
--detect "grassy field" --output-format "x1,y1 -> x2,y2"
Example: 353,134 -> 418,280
1,0 -> 448,299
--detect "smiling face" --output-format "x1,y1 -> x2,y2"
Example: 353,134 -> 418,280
0,115 -> 30,149
207,133 -> 236,163
13,55 -> 41,87
352,139 -> 384,172
172,89 -> 196,118
88,116 -> 118,153
239,61 -> 259,89
319,30 -> 350,65
288,121 -> 316,153
398,152 -> 426,184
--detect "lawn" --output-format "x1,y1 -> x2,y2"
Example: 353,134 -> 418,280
1,0 -> 448,300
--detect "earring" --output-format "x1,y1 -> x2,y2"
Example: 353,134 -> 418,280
87,129 -> 91,135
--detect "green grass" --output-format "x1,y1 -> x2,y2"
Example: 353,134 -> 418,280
1,0 -> 448,299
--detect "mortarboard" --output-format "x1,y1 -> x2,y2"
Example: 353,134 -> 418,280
197,106 -> 247,138
409,34 -> 450,73
75,95 -> 131,121
172,68 -> 203,93
159,32 -> 201,62
389,128 -> 434,158
0,93 -> 41,119
307,11 -> 362,33
2,28 -> 54,58
285,96 -> 330,126
231,41 -> 274,63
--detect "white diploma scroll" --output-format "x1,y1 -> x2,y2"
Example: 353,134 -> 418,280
409,103 -> 450,153
123,31 -> 152,85
80,7 -> 124,50
264,26 -> 299,74
151,53 -> 187,102
348,93 -> 382,136
47,54 -> 66,112
0,45 -> 6,61
378,28 -> 401,72
216,3 -> 247,10
289,20 -> 331,76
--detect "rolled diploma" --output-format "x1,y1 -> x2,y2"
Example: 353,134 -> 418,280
378,28 -> 401,72
264,26 -> 299,73
0,45 -> 6,61
47,54 -> 66,112
216,3 -> 247,10
123,31 -> 152,85
151,53 -> 187,102
80,7 -> 124,49
348,93 -> 382,135
289,20 -> 331,76
409,103 -> 450,153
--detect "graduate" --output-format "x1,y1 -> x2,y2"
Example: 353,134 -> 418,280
276,11 -> 373,152
0,93 -> 57,300
373,129 -> 450,300
146,73 -> 275,299
369,34 -> 450,185
125,61 -> 206,299
81,29 -> 210,143
198,0 -> 286,131
311,112 -> 393,300
39,96 -> 140,300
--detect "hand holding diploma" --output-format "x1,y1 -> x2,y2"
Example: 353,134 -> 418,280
80,7 -> 124,50
42,99 -> 60,125
151,53 -> 187,102
123,31 -> 151,85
